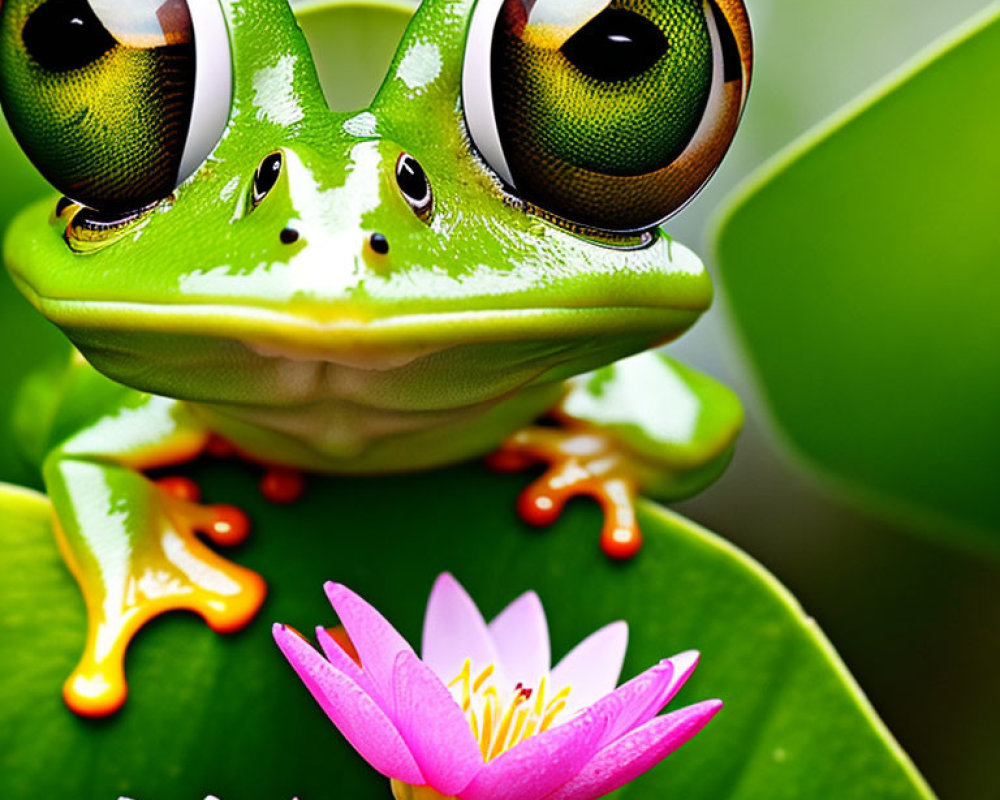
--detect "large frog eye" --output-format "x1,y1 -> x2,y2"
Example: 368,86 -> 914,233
463,0 -> 752,232
0,0 -> 232,212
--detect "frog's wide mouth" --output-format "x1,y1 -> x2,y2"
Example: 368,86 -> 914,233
17,284 -> 706,365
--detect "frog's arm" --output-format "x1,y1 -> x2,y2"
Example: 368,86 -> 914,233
490,352 -> 743,559
21,355 -> 265,717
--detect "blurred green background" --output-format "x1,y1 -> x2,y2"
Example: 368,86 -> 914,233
0,0 -> 997,797
667,1 -> 1000,797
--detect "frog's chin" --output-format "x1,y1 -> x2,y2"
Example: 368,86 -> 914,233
29,292 -> 705,414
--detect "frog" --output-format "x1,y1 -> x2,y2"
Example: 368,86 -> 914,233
0,0 -> 751,718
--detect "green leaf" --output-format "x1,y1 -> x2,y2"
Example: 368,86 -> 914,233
0,470 -> 932,800
0,125 -> 68,490
713,5 -> 1000,550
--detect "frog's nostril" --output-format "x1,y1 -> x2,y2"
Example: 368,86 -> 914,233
369,233 -> 390,255
280,227 -> 300,245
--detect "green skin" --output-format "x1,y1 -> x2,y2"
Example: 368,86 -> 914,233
2,0 -> 742,708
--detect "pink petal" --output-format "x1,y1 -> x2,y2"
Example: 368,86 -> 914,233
325,582 -> 414,703
661,650 -> 701,705
273,624 -> 424,784
550,622 -> 628,714
422,573 -> 499,684
597,660 -> 674,747
600,651 -> 701,746
541,700 -> 723,800
461,690 -> 621,800
488,591 -> 550,687
392,651 -> 484,796
316,626 -> 377,698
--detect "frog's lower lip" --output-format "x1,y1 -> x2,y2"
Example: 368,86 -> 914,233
22,292 -> 704,365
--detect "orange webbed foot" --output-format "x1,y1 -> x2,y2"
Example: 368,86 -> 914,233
204,437 -> 307,506
488,426 -> 643,560
60,479 -> 266,718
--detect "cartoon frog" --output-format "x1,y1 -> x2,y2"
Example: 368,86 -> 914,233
0,0 -> 751,717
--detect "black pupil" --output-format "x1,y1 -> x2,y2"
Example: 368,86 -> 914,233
22,0 -> 117,73
396,155 -> 430,204
561,8 -> 668,82
254,154 -> 283,200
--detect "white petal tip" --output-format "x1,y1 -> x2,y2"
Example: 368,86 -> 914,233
667,650 -> 700,680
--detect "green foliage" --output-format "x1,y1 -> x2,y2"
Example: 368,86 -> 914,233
0,125 -> 67,489
0,470 -> 931,800
714,6 -> 1000,550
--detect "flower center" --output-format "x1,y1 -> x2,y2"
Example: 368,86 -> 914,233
449,659 -> 573,761
391,780 -> 456,800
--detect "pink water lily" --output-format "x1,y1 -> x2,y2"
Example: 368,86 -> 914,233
273,574 -> 721,800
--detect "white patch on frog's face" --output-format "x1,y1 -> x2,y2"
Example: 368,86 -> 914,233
253,54 -> 306,127
219,176 -> 242,203
396,41 -> 443,92
343,111 -> 380,138
179,144 -> 382,300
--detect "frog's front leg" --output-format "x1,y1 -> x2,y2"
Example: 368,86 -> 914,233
489,352 -> 744,559
42,394 -> 265,717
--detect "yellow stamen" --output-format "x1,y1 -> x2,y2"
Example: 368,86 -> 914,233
540,701 -> 567,731
533,676 -> 547,717
480,690 -> 495,758
547,686 -> 572,711
448,660 -> 573,761
449,659 -> 473,712
473,664 -> 495,693
489,692 -> 526,761
509,706 -> 529,746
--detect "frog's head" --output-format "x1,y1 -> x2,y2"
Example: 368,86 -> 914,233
0,0 -> 751,410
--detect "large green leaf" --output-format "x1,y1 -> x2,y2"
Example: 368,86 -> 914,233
0,126 -> 68,490
712,6 -> 1000,550
0,469 -> 932,800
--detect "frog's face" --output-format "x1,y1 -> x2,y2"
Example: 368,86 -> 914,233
0,0 -> 751,409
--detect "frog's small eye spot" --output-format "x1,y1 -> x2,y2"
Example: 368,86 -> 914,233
369,233 -> 390,255
22,0 -> 117,73
395,154 -> 433,220
252,152 -> 284,208
280,227 -> 300,245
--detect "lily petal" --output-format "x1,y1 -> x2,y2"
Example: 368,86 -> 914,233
597,660 -> 674,747
392,650 -> 485,796
551,622 -> 628,714
661,650 -> 701,706
422,573 -> 499,684
599,651 -> 701,746
541,700 -> 723,800
488,590 -> 550,687
316,626 -> 378,698
325,582 -> 414,703
272,624 -> 424,784
461,689 -> 621,800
